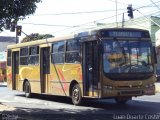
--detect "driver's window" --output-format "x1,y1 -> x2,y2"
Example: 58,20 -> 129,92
130,48 -> 138,64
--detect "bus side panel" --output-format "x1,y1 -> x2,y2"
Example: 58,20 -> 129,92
19,65 -> 41,93
49,64 -> 65,96
49,64 -> 82,96
62,64 -> 83,96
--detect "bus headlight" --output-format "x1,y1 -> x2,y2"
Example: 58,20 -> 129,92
145,84 -> 154,88
104,85 -> 113,89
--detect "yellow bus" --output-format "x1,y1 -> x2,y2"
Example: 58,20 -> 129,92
7,28 -> 156,105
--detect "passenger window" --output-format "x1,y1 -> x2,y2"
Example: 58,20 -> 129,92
51,41 -> 65,64
20,47 -> 28,65
30,46 -> 39,55
29,46 -> 39,65
20,47 -> 28,56
66,40 -> 79,51
66,39 -> 80,63
52,41 -> 65,52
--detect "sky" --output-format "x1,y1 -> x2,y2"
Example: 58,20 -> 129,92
0,0 -> 160,42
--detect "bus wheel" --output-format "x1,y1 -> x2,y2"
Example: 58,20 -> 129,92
71,84 -> 82,105
24,81 -> 31,98
115,97 -> 131,104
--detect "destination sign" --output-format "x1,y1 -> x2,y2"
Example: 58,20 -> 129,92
100,29 -> 150,38
109,31 -> 142,38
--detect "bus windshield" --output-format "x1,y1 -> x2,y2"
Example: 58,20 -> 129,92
103,39 -> 153,74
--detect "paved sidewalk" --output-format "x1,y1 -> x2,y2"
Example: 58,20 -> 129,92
0,104 -> 15,111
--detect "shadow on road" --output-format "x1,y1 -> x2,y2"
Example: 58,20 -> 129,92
14,93 -> 160,113
16,93 -> 73,105
1,90 -> 159,120
2,100 -> 160,120
2,109 -> 114,120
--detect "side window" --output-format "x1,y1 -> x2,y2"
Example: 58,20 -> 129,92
20,47 -> 28,65
29,46 -> 39,65
52,41 -> 65,52
67,40 -> 79,51
20,47 -> 28,56
30,46 -> 39,55
51,41 -> 65,64
66,39 -> 80,63
7,49 -> 11,66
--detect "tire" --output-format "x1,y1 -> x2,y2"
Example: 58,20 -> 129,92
71,84 -> 82,105
24,81 -> 31,98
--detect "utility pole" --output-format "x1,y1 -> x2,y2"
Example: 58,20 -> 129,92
122,13 -> 125,28
116,0 -> 118,27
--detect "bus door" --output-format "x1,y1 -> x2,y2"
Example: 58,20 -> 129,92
82,41 -> 99,97
40,47 -> 50,93
12,51 -> 19,90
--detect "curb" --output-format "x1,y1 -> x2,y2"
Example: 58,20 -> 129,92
0,82 -> 7,86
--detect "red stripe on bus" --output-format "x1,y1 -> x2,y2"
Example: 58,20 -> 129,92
58,69 -> 67,91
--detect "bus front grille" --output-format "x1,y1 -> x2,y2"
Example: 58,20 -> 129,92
119,90 -> 142,96
117,86 -> 142,89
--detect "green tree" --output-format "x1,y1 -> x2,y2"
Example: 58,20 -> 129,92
21,33 -> 54,43
0,0 -> 42,31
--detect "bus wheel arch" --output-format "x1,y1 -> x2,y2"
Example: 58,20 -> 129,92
69,80 -> 82,105
23,79 -> 32,98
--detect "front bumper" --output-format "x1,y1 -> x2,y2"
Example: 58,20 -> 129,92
102,85 -> 155,98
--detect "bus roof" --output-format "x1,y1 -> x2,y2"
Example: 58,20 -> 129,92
7,28 -> 150,49
7,35 -> 75,49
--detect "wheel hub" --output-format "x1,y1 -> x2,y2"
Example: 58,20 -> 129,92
73,88 -> 79,100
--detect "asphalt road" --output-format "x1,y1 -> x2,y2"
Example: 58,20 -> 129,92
0,84 -> 160,120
